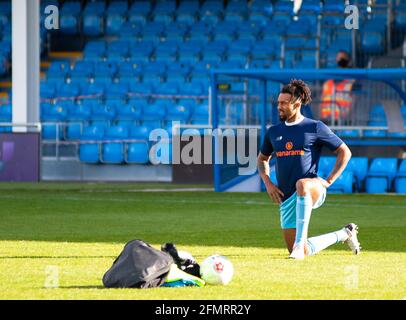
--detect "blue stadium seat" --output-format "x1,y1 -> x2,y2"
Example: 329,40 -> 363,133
126,125 -> 150,164
189,21 -> 213,35
0,103 -> 11,124
94,61 -> 118,78
177,0 -> 199,14
83,2 -> 106,36
142,101 -> 167,126
346,157 -> 369,190
191,103 -> 209,125
92,76 -> 114,87
364,18 -> 386,33
154,1 -> 177,15
188,33 -> 211,44
228,40 -> 253,55
395,159 -> 406,194
271,14 -> 292,28
118,22 -> 142,40
106,1 -> 128,35
227,53 -> 248,65
400,105 -> 406,120
176,13 -> 197,25
318,156 -> 336,178
47,60 -> 71,78
223,12 -> 245,23
166,104 -> 191,124
336,129 -> 361,138
328,171 -> 354,193
105,82 -> 129,100
0,1 -> 10,27
301,0 -> 321,14
164,29 -> 186,42
70,61 -> 94,79
40,81 -> 56,99
364,121 -> 387,138
366,158 -> 398,193
395,10 -> 406,30
178,82 -> 204,96
77,81 -> 99,97
102,125 -> 128,163
248,12 -> 270,25
201,53 -> 223,64
273,1 -> 293,13
369,104 -> 386,122
128,82 -> 153,96
118,61 -> 144,78
200,4 -> 222,23
129,1 -> 151,16
116,101 -> 143,123
83,41 -> 106,60
57,83 -> 81,98
79,125 -> 104,163
142,74 -> 163,87
129,124 -> 151,140
60,1 -> 82,34
323,0 -> 345,13
128,12 -> 148,25
178,51 -> 201,64
91,101 -> 116,121
156,82 -> 179,95
143,62 -> 167,77
142,22 -> 166,37
108,40 -> 130,60
362,32 -> 384,54
68,102 -> 92,121
155,41 -> 179,62
66,121 -> 84,140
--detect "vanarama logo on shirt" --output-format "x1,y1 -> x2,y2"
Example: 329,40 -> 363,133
276,142 -> 305,157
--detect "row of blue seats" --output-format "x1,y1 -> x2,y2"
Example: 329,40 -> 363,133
82,37 -> 311,57
323,157 -> 406,194
40,101 -> 210,140
45,0 -> 397,18
78,124 -> 167,164
270,156 -> 406,194
41,99 -> 208,121
336,129 -> 406,139
41,80 -> 213,99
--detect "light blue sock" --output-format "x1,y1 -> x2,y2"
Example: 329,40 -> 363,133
306,229 -> 349,256
294,195 -> 313,246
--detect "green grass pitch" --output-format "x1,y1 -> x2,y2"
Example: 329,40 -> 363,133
0,182 -> 405,300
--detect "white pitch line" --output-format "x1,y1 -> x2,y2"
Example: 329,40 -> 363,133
80,188 -> 214,193
0,194 -> 405,209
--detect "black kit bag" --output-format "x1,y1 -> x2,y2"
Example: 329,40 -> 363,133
102,239 -> 174,288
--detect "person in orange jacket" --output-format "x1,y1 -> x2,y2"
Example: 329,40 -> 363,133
320,51 -> 356,125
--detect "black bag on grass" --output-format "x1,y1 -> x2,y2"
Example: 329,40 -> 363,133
102,239 -> 174,288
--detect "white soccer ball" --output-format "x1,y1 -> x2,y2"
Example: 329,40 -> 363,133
200,254 -> 234,285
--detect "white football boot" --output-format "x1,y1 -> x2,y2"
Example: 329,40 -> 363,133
289,243 -> 305,260
343,223 -> 361,255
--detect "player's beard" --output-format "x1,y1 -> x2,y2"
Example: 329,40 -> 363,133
279,112 -> 287,122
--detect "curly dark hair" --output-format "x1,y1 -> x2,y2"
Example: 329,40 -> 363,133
281,79 -> 312,105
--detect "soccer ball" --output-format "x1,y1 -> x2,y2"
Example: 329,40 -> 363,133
200,254 -> 234,285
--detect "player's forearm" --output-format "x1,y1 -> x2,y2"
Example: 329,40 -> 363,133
327,145 -> 352,185
257,157 -> 272,185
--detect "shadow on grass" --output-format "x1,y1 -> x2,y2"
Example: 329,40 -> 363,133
58,286 -> 106,290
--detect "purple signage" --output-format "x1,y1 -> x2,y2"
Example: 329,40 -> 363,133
0,133 -> 40,182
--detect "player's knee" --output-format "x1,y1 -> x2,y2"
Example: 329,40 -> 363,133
296,179 -> 310,195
